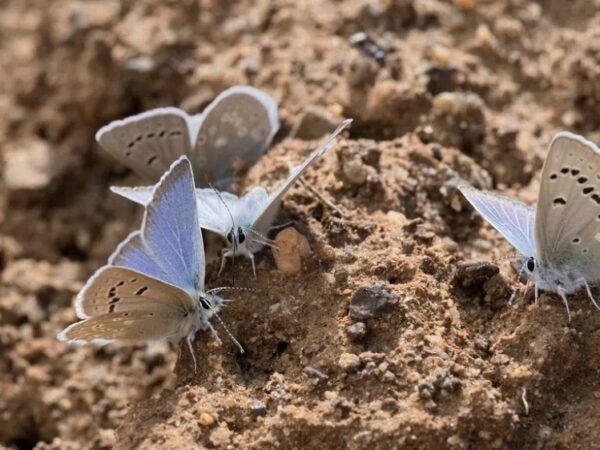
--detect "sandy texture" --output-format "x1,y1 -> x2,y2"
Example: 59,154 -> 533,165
2,0 -> 600,449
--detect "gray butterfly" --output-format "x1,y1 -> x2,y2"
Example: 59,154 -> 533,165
111,119 -> 352,277
57,156 -> 237,370
96,85 -> 279,190
460,132 -> 600,321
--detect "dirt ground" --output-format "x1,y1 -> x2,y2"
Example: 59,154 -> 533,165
2,0 -> 600,449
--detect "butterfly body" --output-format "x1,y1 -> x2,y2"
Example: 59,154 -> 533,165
460,131 -> 600,320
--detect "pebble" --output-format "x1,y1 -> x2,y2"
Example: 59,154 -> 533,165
198,413 -> 215,427
338,353 -> 361,373
342,158 -> 369,185
272,227 -> 311,276
303,366 -> 329,381
249,399 -> 267,416
348,283 -> 398,320
291,107 -> 339,140
345,322 -> 367,341
209,425 -> 232,446
4,140 -> 63,191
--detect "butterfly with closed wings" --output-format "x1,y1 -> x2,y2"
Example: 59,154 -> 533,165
57,156 -> 241,370
113,119 -> 353,278
96,85 -> 279,191
460,132 -> 600,321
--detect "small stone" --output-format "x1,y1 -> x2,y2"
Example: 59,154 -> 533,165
342,158 -> 368,185
272,227 -> 311,276
241,57 -> 260,77
338,352 -> 361,373
4,140 -> 64,190
381,398 -> 398,413
452,0 -> 477,10
249,399 -> 266,416
198,413 -> 215,427
383,371 -> 396,382
348,283 -> 398,320
291,107 -> 339,140
454,261 -> 499,289
303,366 -> 329,381
209,425 -> 232,446
124,56 -> 156,72
97,429 -> 116,449
345,322 -> 367,341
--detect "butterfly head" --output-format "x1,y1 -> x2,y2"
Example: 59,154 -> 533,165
522,255 -> 589,296
226,227 -> 246,245
197,292 -> 224,320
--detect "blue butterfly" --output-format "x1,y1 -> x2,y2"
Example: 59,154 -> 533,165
58,156 -> 237,370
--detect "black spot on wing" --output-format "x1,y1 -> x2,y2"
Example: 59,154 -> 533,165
135,286 -> 148,296
553,197 -> 567,206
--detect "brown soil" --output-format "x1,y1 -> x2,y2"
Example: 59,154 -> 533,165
2,0 -> 600,449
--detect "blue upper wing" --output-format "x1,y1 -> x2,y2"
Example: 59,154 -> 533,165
110,157 -> 203,295
459,185 -> 536,258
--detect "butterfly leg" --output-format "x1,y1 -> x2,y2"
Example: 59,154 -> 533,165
508,288 -> 518,305
218,249 -> 232,276
557,289 -> 572,322
534,283 -> 539,305
206,321 -> 223,346
580,278 -> 600,311
509,279 -> 532,305
250,254 -> 257,279
523,279 -> 532,298
186,333 -> 198,373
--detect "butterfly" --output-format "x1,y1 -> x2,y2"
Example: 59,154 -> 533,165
112,119 -> 353,277
57,156 -> 236,370
96,85 -> 279,190
459,131 -> 600,321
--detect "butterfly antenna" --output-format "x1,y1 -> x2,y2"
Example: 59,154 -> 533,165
203,172 -> 237,285
213,313 -> 244,354
207,286 -> 261,295
246,228 -> 279,250
490,251 -> 521,265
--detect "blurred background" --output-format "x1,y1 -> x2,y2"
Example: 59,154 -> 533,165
1,0 -> 599,449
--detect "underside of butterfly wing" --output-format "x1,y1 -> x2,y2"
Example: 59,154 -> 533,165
96,108 -> 193,181
536,132 -> 600,282
192,86 -> 279,190
75,266 -> 196,319
251,119 -> 352,235
459,185 -> 536,258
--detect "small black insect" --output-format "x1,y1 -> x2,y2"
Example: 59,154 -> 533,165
349,32 -> 386,66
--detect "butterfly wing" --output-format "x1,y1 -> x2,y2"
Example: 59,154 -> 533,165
110,185 -> 154,205
194,187 -> 269,236
191,86 -> 279,190
251,119 -> 352,235
459,186 -> 536,257
96,108 -> 194,180
535,132 -> 600,280
72,266 -> 195,320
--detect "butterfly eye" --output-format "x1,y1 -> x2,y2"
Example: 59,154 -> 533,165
199,297 -> 211,310
238,228 -> 246,244
526,258 -> 536,272
226,230 -> 234,243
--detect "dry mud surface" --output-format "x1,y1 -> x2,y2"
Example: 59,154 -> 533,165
2,0 -> 600,449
